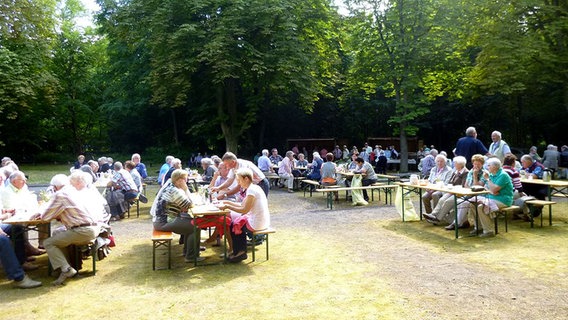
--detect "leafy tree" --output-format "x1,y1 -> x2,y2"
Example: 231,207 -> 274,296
345,0 -> 467,171
0,0 -> 57,154
98,0 -> 342,153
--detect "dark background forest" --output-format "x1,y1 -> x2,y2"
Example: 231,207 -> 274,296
1,0 -> 566,169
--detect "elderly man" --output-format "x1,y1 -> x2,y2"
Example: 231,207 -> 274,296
488,131 -> 511,162
455,127 -> 489,168
1,171 -> 44,261
97,157 -> 111,173
520,154 -> 547,217
158,155 -> 174,186
200,158 -> 217,183
212,152 -> 269,197
131,153 -> 148,179
257,149 -> 272,173
80,160 -> 99,183
542,144 -> 560,175
278,151 -> 295,193
421,154 -> 452,214
31,171 -> 100,285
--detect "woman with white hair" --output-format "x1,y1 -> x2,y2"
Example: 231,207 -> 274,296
306,151 -> 323,181
457,158 -> 513,237
423,156 -> 469,224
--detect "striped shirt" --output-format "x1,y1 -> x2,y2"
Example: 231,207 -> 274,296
151,184 -> 192,224
40,186 -> 96,228
112,169 -> 138,192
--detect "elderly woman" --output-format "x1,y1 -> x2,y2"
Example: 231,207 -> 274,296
466,158 -> 514,237
306,152 -> 323,181
421,154 -> 452,214
151,169 -> 203,262
216,168 -> 270,263
423,156 -> 469,224
443,154 -> 487,230
201,158 -> 217,183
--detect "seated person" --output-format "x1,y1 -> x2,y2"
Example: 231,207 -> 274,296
257,149 -> 273,173
421,154 -> 452,214
107,161 -> 139,220
347,152 -> 359,170
125,161 -> 144,198
519,154 -> 547,216
216,168 -> 270,263
73,155 -> 85,169
320,153 -> 338,201
150,169 -> 202,262
352,157 -> 378,202
131,153 -> 148,179
201,158 -> 217,183
418,149 -> 438,178
278,151 -> 295,193
31,171 -> 100,285
80,160 -> 99,183
0,221 -> 41,288
443,154 -> 486,230
306,152 -> 323,181
292,153 -> 309,177
269,148 -> 283,165
465,158 -> 514,237
1,170 -> 44,259
163,158 -> 182,185
423,156 -> 469,224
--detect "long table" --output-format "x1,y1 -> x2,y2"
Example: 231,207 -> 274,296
190,204 -> 230,266
397,182 -> 489,239
520,178 -> 568,223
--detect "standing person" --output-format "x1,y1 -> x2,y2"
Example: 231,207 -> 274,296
31,171 -> 100,285
455,127 -> 489,168
278,151 -> 295,193
73,155 -> 86,169
131,153 -> 148,179
216,168 -> 270,263
342,145 -> 350,160
488,131 -> 511,163
151,169 -> 203,263
542,144 -> 560,175
375,150 -> 388,174
560,145 -> 568,179
332,145 -> 342,161
212,152 -> 269,197
158,155 -> 174,186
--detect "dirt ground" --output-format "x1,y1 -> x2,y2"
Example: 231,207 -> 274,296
3,184 -> 567,319
261,187 -> 568,319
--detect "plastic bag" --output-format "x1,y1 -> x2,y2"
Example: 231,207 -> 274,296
394,186 -> 419,221
351,174 -> 368,206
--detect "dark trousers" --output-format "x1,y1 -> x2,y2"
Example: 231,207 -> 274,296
257,178 -> 270,198
362,178 -> 378,200
230,224 -> 250,255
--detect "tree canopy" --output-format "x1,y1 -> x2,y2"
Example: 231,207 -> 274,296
0,0 -> 566,168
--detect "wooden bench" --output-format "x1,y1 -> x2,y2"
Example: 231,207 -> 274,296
302,180 -> 322,197
493,205 -> 521,234
526,200 -> 557,228
265,173 -> 280,188
250,227 -> 276,262
315,185 -> 398,209
152,230 -> 174,270
74,240 -> 98,275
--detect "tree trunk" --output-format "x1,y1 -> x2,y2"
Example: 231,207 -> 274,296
218,78 -> 240,153
399,124 -> 409,173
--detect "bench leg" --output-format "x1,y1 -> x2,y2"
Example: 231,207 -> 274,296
152,242 -> 156,270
